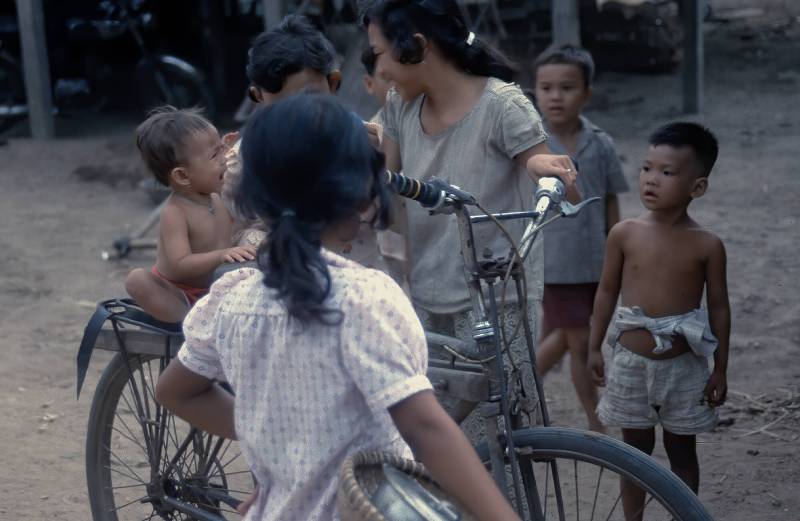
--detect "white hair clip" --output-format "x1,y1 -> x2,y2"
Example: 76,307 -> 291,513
466,31 -> 476,46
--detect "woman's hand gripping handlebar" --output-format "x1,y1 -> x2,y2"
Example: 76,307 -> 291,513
385,170 -> 584,220
384,171 -> 601,267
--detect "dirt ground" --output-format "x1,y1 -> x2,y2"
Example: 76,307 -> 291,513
1,2 -> 798,520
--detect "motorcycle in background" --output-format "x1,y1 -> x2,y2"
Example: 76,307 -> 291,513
0,0 -> 214,135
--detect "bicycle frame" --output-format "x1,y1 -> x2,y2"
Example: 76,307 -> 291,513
80,175 -> 599,520
425,202 -> 553,519
413,176 -> 599,520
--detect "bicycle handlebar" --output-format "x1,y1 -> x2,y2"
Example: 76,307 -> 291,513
385,170 -> 476,210
386,170 -> 571,220
386,170 -> 600,269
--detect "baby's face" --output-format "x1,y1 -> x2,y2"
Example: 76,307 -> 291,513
181,128 -> 226,195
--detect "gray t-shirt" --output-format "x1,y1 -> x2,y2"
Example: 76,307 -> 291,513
543,116 -> 628,284
382,79 -> 548,314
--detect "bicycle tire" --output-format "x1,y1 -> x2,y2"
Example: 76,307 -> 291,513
85,352 -> 250,521
136,58 -> 216,121
476,427 -> 714,521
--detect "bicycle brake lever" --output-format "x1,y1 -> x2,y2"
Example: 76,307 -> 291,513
429,178 -> 477,205
559,196 -> 602,218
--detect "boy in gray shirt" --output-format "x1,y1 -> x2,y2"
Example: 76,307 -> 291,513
531,45 -> 629,431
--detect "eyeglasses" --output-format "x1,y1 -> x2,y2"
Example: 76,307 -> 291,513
247,76 -> 342,105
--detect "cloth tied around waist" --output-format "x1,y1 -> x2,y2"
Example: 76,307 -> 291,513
611,306 -> 718,357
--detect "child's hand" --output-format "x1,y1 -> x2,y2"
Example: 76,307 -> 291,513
703,370 -> 727,407
221,245 -> 256,263
364,121 -> 383,149
222,131 -> 240,151
236,487 -> 259,516
587,350 -> 606,387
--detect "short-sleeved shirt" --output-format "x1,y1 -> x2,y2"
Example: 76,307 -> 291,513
542,116 -> 628,284
381,79 -> 548,314
177,251 -> 432,521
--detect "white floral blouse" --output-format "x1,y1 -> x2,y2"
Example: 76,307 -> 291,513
177,250 -> 432,520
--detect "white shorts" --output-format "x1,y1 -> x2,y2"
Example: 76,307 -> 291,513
597,345 -> 718,435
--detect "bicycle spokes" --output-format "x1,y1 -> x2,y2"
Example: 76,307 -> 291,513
519,454 -> 678,521
95,355 -> 250,520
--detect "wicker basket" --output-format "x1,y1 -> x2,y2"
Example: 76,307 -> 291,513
337,451 -> 475,521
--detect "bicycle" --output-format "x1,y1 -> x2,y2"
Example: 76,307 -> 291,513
76,173 -> 714,520
77,301 -> 252,520
382,172 -> 714,521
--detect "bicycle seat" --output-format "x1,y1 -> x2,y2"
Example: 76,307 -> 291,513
102,298 -> 182,333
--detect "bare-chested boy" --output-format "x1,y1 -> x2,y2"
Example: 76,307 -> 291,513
125,107 -> 256,323
587,122 -> 730,520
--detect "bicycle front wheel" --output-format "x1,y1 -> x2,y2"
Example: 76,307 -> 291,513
477,427 -> 714,521
85,352 -> 252,521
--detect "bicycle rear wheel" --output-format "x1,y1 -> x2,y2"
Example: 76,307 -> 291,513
477,427 -> 714,521
85,352 -> 252,521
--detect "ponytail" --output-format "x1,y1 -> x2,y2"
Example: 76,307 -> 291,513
258,212 -> 342,326
235,94 -> 391,327
362,0 -> 516,82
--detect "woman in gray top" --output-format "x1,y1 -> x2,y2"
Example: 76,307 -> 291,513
364,0 -> 579,430
365,0 -> 579,315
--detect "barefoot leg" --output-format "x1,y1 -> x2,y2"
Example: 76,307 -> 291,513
125,268 -> 190,323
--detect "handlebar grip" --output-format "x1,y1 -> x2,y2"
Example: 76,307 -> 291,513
385,171 -> 444,208
534,177 -> 566,215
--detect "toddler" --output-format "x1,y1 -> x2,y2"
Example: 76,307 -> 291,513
125,107 -> 254,323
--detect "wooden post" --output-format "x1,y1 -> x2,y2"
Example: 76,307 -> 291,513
16,0 -> 54,139
263,0 -> 286,29
551,0 -> 581,46
682,0 -> 704,113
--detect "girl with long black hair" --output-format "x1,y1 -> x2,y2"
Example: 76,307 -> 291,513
155,94 -> 520,520
364,0 -> 579,425
367,0 -> 579,314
